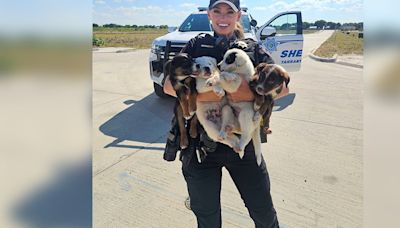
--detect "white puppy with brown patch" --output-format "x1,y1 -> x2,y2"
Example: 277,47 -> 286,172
208,48 -> 263,165
193,56 -> 240,150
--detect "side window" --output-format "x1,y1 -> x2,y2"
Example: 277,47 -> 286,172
268,14 -> 298,35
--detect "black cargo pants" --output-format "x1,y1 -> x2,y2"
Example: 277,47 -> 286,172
182,142 -> 279,228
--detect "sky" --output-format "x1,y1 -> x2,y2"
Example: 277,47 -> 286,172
93,0 -> 363,26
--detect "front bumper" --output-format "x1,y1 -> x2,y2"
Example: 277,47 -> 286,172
149,52 -> 165,86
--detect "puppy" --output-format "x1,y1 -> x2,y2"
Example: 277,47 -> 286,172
193,56 -> 240,151
164,53 -> 197,149
213,48 -> 263,165
250,63 -> 290,135
193,56 -> 224,97
215,48 -> 255,93
165,53 -> 197,119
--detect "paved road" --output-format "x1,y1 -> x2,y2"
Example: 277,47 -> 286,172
93,30 -> 362,228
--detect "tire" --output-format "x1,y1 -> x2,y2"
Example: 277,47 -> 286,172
153,82 -> 168,98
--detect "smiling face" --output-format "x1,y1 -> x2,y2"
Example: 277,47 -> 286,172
208,3 -> 241,37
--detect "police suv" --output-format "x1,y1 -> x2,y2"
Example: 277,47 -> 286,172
149,7 -> 303,97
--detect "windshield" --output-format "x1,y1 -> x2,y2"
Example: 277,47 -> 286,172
179,14 -> 212,32
179,13 -> 252,33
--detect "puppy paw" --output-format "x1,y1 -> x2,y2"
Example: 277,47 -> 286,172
184,113 -> 194,120
214,87 -> 225,97
180,136 -> 189,149
253,112 -> 261,122
205,78 -> 215,87
253,103 -> 261,111
238,151 -> 245,159
218,131 -> 227,141
263,127 -> 272,134
221,72 -> 237,82
224,125 -> 233,134
233,145 -> 241,153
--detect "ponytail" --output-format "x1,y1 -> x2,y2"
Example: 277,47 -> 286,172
234,22 -> 245,39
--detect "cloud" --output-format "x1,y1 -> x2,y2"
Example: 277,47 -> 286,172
179,3 -> 198,9
94,0 -> 106,4
114,6 -> 165,16
94,5 -> 189,26
254,0 -> 360,13
113,0 -> 136,3
341,2 -> 363,13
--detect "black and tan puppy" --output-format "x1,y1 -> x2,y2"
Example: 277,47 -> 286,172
250,63 -> 290,135
164,53 -> 197,149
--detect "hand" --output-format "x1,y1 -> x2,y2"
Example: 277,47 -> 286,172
197,91 -> 222,102
227,79 -> 255,102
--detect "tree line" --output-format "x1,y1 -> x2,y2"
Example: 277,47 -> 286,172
304,21 -> 363,30
93,21 -> 363,31
93,23 -> 168,29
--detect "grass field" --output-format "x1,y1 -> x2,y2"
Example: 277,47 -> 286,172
314,30 -> 363,57
93,28 -> 168,48
92,27 -> 323,49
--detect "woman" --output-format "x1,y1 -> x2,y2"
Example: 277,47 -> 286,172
166,1 -> 281,227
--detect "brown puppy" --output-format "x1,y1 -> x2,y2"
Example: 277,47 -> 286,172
165,53 -> 197,119
164,54 -> 197,149
250,63 -> 290,135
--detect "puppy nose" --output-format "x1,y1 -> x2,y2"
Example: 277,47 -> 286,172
204,67 -> 210,73
196,64 -> 200,69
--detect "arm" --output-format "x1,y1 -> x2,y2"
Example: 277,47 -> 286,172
163,76 -> 177,97
226,78 -> 255,102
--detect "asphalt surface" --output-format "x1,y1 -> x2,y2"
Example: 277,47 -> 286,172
93,30 -> 363,228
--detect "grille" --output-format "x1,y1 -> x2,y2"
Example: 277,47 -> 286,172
159,42 -> 186,60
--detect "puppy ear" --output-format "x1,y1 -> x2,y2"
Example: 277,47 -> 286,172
281,68 -> 290,86
164,60 -> 172,76
251,71 -> 259,81
284,74 -> 290,86
255,63 -> 266,74
275,64 -> 290,86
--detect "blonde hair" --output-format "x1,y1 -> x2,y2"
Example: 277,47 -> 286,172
234,22 -> 245,39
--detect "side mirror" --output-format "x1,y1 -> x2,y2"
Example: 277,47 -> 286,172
168,26 -> 177,33
261,26 -> 277,37
250,19 -> 257,27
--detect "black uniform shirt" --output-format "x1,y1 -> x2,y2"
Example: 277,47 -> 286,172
180,32 -> 274,67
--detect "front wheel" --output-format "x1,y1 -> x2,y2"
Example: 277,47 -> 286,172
153,82 -> 168,98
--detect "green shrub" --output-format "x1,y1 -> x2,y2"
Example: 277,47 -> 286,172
92,37 -> 105,47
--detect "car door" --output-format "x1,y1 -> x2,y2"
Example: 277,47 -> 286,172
256,11 -> 303,72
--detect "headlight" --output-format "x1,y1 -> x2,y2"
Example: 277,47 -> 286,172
151,43 -> 162,54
